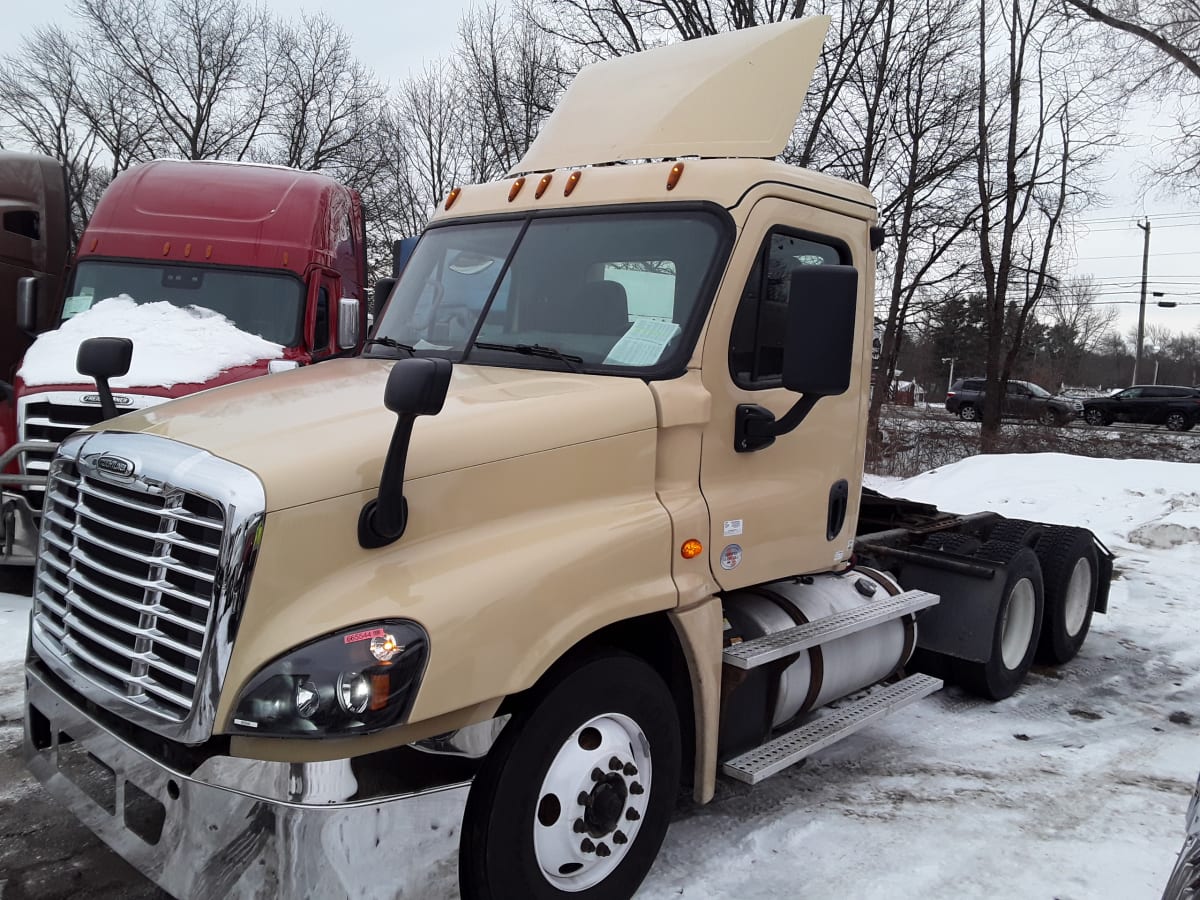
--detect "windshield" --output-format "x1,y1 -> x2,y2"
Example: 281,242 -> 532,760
371,209 -> 729,374
64,260 -> 306,346
1022,382 -> 1051,398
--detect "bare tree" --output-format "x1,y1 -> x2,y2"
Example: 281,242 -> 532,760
974,0 -> 1115,448
0,26 -> 100,241
1061,1 -> 1200,191
78,0 -> 277,161
269,13 -> 385,180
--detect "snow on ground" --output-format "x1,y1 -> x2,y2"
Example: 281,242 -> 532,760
18,296 -> 283,388
0,453 -> 1196,898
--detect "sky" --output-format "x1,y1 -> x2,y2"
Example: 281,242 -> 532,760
5,1 -> 1200,346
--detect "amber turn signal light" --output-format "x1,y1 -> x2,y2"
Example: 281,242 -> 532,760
681,539 -> 703,559
667,162 -> 685,190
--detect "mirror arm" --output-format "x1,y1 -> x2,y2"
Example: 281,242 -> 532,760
94,377 -> 120,421
358,414 -> 416,548
735,394 -> 821,453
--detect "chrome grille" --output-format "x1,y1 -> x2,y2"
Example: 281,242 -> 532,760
33,458 -> 225,721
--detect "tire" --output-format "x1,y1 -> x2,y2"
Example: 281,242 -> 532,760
460,652 -> 681,900
1166,412 -> 1188,432
953,541 -> 1044,701
1037,409 -> 1058,427
1034,526 -> 1099,665
986,519 -> 1045,547
1083,408 -> 1108,427
958,404 -> 979,422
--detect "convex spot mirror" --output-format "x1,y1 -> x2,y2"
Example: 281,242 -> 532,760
782,265 -> 858,398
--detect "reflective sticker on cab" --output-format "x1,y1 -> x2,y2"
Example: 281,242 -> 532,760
720,544 -> 742,570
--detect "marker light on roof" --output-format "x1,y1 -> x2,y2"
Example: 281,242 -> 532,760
508,177 -> 526,202
445,187 -> 462,210
535,174 -> 553,198
667,162 -> 685,190
564,171 -> 582,196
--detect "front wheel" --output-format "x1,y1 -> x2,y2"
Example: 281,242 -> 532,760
1083,408 -> 1108,427
1037,409 -> 1060,427
460,652 -> 681,900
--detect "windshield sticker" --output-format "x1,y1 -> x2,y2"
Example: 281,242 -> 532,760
723,519 -> 743,537
603,319 -> 681,367
62,295 -> 93,319
720,543 -> 742,570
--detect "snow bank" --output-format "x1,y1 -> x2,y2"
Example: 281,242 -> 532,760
875,452 -> 1200,560
18,296 -> 284,388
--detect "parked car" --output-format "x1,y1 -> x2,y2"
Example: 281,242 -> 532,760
1081,385 -> 1200,431
944,377 -> 1082,425
1161,770 -> 1199,899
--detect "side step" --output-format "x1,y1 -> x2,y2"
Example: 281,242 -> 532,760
722,589 -> 940,670
721,673 -> 944,785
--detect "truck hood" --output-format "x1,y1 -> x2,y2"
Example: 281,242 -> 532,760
105,358 -> 659,511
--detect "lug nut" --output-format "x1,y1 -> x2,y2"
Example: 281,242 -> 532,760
626,808 -> 641,821
578,792 -> 590,806
573,818 -> 586,834
613,830 -> 628,845
608,756 -> 623,771
596,842 -> 611,857
591,767 -> 604,782
623,763 -> 638,776
629,782 -> 644,795
581,838 -> 595,854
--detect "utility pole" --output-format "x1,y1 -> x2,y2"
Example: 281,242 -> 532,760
1132,218 -> 1150,385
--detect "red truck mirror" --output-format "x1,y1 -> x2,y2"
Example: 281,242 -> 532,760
359,356 -> 453,548
76,337 -> 133,421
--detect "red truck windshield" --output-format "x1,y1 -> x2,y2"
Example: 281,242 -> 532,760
63,260 -> 306,346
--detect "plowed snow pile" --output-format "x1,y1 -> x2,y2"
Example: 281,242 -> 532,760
0,453 -> 1197,898
18,296 -> 283,388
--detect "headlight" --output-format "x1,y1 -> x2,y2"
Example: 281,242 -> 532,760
230,621 -> 428,737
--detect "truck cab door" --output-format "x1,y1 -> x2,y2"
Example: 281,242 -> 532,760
697,198 -> 870,588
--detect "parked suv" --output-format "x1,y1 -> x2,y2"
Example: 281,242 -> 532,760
945,378 -> 1082,425
1081,385 -> 1200,431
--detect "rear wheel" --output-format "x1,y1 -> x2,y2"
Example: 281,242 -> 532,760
1083,408 -> 1108,426
460,652 -> 680,900
1034,526 -> 1098,665
954,541 -> 1044,701
958,404 -> 979,422
1166,412 -> 1188,431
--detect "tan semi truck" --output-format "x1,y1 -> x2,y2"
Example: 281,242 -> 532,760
23,18 -> 1111,900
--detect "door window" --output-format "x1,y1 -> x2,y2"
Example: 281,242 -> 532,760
729,230 -> 847,388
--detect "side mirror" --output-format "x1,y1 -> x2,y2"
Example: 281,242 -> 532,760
76,336 -> 133,421
359,357 -> 453,548
736,265 -> 858,452
17,277 -> 39,335
392,236 -> 419,276
337,297 -> 360,350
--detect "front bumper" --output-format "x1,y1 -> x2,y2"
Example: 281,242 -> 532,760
24,667 -> 469,899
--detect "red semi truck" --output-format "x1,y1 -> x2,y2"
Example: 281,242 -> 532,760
2,159 -> 369,566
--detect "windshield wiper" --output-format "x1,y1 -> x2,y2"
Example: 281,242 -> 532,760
363,336 -> 416,355
471,341 -> 582,373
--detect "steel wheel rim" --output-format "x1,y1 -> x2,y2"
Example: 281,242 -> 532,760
1001,577 -> 1037,670
1063,556 -> 1093,637
532,712 -> 652,892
